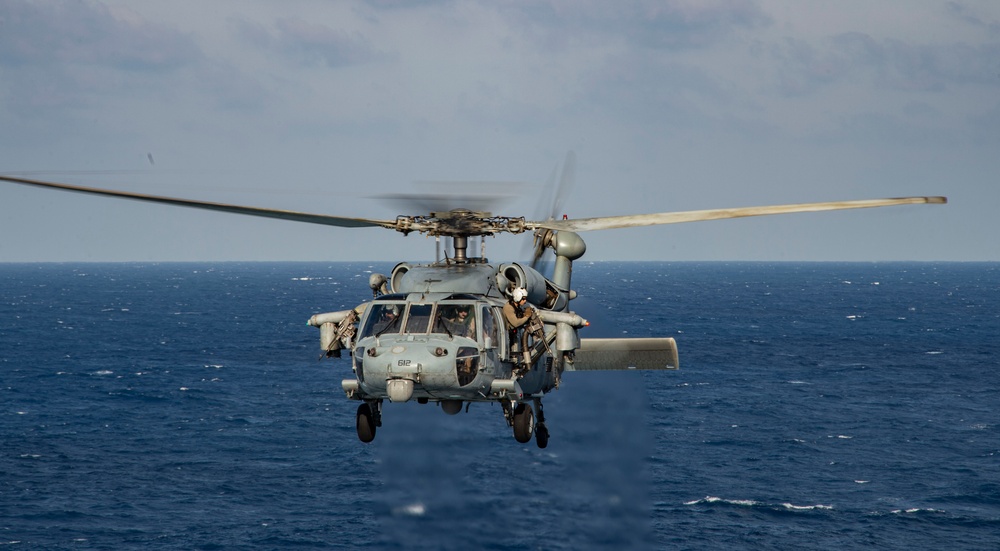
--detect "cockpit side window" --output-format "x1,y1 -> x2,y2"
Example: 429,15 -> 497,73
456,346 -> 478,386
361,303 -> 403,338
481,305 -> 498,347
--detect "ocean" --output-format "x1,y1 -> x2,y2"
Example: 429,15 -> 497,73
1,261 -> 998,550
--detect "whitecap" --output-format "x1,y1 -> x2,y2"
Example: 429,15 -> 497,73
781,502 -> 833,511
891,508 -> 941,515
685,496 -> 759,507
392,502 -> 426,516
687,496 -> 831,511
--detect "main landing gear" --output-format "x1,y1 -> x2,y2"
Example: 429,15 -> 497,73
505,398 -> 549,449
356,400 -> 382,443
357,397 -> 550,447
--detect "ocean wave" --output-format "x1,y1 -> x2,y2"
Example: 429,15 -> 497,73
684,496 -> 833,511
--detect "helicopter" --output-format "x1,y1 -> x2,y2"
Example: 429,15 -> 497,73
0,167 -> 946,448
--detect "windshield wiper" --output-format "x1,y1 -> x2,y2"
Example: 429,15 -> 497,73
375,314 -> 401,337
434,312 -> 454,338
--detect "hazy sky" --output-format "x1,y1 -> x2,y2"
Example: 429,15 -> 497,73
1,0 -> 996,262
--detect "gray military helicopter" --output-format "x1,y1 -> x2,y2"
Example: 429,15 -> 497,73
0,165 -> 946,448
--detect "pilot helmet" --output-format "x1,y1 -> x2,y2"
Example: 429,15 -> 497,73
512,288 -> 527,302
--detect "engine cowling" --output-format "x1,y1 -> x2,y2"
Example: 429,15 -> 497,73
498,263 -> 549,305
390,262 -> 410,293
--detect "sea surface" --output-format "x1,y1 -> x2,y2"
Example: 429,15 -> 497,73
1,261 -> 998,550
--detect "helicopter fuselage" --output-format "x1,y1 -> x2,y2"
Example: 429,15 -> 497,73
307,259 -> 573,444
343,261 -> 559,405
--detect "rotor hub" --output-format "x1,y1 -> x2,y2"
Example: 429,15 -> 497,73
393,210 -> 527,237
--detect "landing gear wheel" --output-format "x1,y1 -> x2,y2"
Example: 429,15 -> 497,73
535,422 -> 549,449
512,403 -> 534,443
356,403 -> 376,443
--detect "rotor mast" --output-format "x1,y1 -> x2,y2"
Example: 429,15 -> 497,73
452,235 -> 470,263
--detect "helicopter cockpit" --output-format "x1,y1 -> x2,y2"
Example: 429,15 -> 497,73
355,294 -> 508,392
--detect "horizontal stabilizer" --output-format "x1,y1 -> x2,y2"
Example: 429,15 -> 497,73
566,338 -> 679,371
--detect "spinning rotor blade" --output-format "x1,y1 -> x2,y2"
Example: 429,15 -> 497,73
376,180 -> 525,215
531,151 -> 576,269
528,196 -> 947,232
0,175 -> 395,229
550,151 -> 576,221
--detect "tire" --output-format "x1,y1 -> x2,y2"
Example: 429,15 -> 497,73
357,403 -> 376,443
513,403 -> 534,443
535,422 -> 549,449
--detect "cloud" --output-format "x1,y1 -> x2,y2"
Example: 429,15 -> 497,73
0,0 -> 200,71
825,32 -> 1000,92
946,0 -> 1000,35
0,0 -> 202,127
500,0 -> 770,51
234,16 -> 386,68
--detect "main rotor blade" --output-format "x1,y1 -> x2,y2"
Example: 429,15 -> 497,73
550,150 -> 576,221
530,151 -> 577,269
374,180 -> 526,216
0,175 -> 396,229
527,196 -> 947,232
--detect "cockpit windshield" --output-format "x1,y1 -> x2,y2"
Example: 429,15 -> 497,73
437,303 -> 476,338
404,303 -> 434,333
359,301 -> 480,339
360,303 -> 403,338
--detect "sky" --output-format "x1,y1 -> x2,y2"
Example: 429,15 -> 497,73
0,0 -> 997,263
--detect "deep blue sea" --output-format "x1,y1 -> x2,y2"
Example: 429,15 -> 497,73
2,262 -> 998,550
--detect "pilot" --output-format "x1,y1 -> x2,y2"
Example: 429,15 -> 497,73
450,306 -> 475,337
503,288 -> 533,337
376,305 -> 400,333
382,306 -> 399,322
